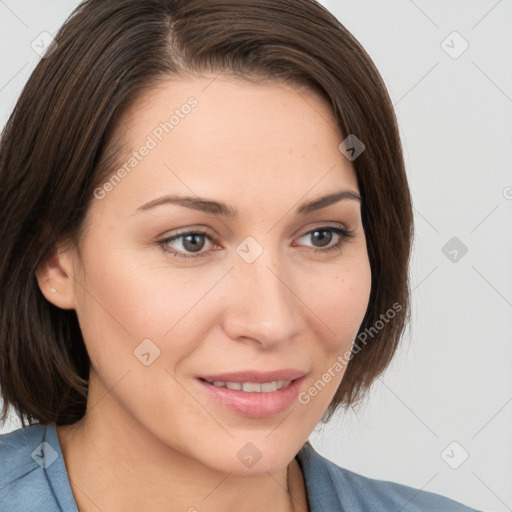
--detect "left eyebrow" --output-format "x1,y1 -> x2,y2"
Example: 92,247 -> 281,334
296,189 -> 361,216
132,189 -> 361,218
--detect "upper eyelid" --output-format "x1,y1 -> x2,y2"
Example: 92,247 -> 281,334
164,222 -> 349,239
163,223 -> 352,248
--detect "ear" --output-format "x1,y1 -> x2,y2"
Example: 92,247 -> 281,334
35,239 -> 79,310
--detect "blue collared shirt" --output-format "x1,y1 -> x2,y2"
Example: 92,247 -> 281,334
1,423 -> 480,511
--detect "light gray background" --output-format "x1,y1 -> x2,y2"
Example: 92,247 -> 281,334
1,1 -> 511,511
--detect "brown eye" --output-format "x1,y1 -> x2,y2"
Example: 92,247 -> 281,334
159,231 -> 216,260
297,225 -> 355,253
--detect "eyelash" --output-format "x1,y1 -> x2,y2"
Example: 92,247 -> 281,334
158,224 -> 355,261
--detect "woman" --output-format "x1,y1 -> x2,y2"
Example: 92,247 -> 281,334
0,0 -> 480,510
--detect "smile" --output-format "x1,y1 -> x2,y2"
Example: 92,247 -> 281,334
196,373 -> 307,418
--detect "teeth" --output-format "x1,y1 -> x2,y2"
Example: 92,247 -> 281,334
208,380 -> 292,392
243,382 -> 263,392
260,381 -> 277,392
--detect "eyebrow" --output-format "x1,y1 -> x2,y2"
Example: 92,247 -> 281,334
133,189 -> 361,218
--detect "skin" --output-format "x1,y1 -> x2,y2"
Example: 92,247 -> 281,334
36,74 -> 372,512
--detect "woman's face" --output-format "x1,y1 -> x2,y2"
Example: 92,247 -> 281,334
50,75 -> 371,474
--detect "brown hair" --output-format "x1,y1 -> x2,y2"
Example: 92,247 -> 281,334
0,0 -> 413,427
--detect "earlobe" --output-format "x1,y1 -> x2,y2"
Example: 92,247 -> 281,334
35,242 -> 78,310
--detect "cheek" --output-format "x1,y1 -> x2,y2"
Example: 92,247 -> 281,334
294,256 -> 371,410
74,241 -> 221,372
73,246 -> 208,426
72,247 -> 159,370
303,257 -> 372,349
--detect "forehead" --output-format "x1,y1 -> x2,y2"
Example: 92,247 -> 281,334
93,74 -> 359,219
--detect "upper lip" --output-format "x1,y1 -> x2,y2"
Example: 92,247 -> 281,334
199,369 -> 307,383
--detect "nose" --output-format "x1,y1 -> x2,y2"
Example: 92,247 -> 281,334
221,248 -> 300,349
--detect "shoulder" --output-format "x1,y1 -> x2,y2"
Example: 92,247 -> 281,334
296,441 -> 481,512
0,422 -> 47,482
0,423 -> 66,511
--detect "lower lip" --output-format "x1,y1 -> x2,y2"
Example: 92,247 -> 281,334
196,376 -> 306,418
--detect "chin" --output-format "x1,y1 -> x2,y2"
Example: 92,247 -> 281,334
198,435 -> 307,476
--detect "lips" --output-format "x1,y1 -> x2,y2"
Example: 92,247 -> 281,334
196,369 -> 307,418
